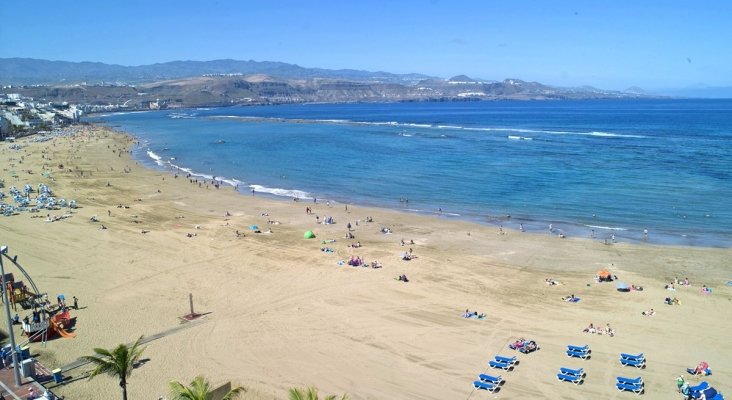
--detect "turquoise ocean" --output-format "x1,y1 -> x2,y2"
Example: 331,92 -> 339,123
86,99 -> 732,247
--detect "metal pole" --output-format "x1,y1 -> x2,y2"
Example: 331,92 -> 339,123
0,249 -> 22,386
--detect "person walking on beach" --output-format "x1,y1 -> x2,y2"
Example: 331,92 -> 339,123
73,296 -> 78,310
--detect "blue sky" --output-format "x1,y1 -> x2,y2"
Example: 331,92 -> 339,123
1,0 -> 730,90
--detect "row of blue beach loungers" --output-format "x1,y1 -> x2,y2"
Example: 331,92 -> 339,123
559,344 -> 591,384
615,376 -> 644,395
566,344 -> 591,360
619,352 -> 646,369
560,345 -> 647,394
472,355 -> 516,392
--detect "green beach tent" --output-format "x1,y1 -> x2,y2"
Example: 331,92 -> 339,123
304,230 -> 316,239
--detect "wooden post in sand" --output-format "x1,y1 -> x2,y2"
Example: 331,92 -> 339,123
189,293 -> 194,316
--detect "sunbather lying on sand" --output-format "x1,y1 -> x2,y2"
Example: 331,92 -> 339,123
642,308 -> 656,316
545,278 -> 560,285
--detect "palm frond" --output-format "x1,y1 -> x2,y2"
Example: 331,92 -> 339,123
169,376 -> 245,400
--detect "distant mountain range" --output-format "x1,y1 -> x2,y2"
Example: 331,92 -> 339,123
0,58 -> 664,108
0,58 -> 433,85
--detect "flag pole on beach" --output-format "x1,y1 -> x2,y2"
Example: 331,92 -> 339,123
0,245 -> 22,387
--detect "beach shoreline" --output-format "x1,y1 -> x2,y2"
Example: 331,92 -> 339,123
1,125 -> 730,399
91,101 -> 732,250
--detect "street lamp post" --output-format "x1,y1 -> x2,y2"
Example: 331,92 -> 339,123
0,245 -> 22,386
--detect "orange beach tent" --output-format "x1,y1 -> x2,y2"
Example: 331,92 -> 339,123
597,269 -> 611,279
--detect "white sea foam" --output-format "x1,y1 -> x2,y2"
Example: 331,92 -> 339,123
436,125 -> 463,129
207,115 -> 647,139
146,150 -> 166,166
92,110 -> 152,118
249,185 -> 311,200
168,113 -> 196,119
585,224 -> 628,231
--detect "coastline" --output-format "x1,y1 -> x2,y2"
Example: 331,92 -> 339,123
1,125 -> 730,399
89,101 -> 732,250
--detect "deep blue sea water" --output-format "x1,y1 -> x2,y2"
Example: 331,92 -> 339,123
86,99 -> 732,247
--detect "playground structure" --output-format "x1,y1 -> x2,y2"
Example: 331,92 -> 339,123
1,251 -> 76,346
1,273 -> 35,310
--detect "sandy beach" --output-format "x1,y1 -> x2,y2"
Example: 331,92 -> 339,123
1,126 -> 730,399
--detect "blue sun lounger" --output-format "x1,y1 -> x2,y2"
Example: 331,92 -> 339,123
620,357 -> 646,368
478,374 -> 504,385
620,352 -> 645,361
616,382 -> 644,394
616,376 -> 643,385
473,380 -> 498,392
557,372 -> 583,385
560,367 -> 585,378
567,345 -> 590,353
567,349 -> 591,359
688,382 -> 709,395
694,388 -> 719,400
489,360 -> 513,370
494,355 -> 518,365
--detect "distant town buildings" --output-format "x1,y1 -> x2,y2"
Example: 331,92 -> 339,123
0,93 -> 81,140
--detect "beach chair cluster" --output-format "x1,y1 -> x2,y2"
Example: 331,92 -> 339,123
566,344 -> 591,360
489,355 -> 518,371
556,367 -> 585,385
472,373 -> 504,392
473,355 -> 515,392
686,382 -> 725,400
557,345 -> 589,385
615,376 -> 644,394
619,353 -> 646,369
1,183 -> 74,216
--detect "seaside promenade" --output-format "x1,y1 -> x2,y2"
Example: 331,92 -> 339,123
0,361 -> 53,399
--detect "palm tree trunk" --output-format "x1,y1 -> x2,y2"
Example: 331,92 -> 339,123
121,376 -> 127,400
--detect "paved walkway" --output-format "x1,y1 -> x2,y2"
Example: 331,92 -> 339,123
0,362 -> 53,399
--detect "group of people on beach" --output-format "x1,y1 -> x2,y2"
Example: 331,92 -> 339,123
583,323 -> 615,336
463,309 -> 486,319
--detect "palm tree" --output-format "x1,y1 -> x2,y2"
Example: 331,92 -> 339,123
81,335 -> 146,400
169,376 -> 245,400
288,386 -> 348,400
